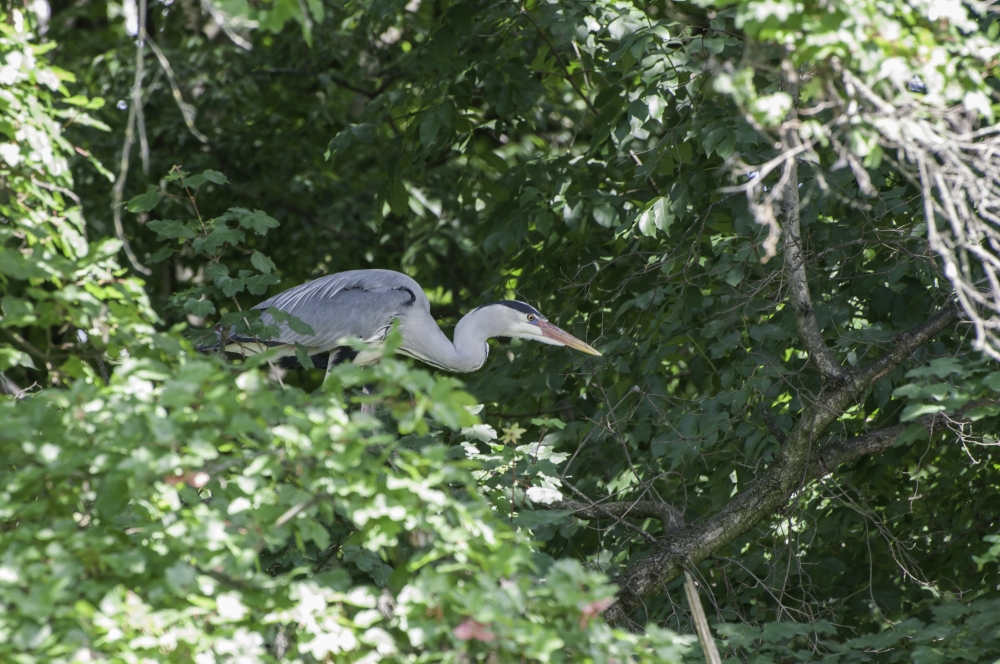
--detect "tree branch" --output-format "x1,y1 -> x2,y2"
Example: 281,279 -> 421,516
603,301 -> 963,625
520,8 -> 596,116
779,60 -> 847,384
815,398 -> 996,474
854,303 -> 962,388
547,498 -> 684,533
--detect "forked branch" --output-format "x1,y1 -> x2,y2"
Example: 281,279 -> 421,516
779,61 -> 848,385
603,301 -> 961,625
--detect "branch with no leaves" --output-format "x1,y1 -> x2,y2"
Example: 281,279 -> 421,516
723,59 -> 849,384
815,397 -> 997,473
684,571 -> 722,664
836,66 -> 1000,362
778,61 -> 849,385
200,0 -> 253,51
110,0 -> 152,276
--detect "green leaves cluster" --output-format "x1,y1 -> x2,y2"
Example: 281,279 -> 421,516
0,10 -> 155,383
127,169 -> 286,341
0,21 -> 690,659
1,348 -> 690,661
719,598 -> 1000,663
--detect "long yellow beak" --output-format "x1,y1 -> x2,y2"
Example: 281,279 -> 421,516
538,320 -> 602,356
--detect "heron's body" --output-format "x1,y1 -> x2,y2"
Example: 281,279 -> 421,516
224,269 -> 599,372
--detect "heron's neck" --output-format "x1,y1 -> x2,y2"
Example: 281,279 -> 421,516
402,308 -> 492,373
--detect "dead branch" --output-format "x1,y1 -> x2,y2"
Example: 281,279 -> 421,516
110,0 -> 152,276
839,68 -> 1000,362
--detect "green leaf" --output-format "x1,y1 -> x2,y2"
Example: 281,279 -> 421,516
297,517 -> 330,551
637,197 -> 673,236
245,273 -> 280,295
185,170 -> 228,188
183,298 -> 216,317
146,247 -> 173,264
592,203 -> 616,228
235,209 -> 280,235
388,180 -> 409,217
295,343 -> 315,369
147,220 -> 196,240
984,372 -> 1000,391
1,296 -> 36,327
478,150 -> 509,175
0,346 -> 36,370
251,251 -> 276,274
205,263 -> 230,279
94,475 -> 129,520
266,307 -> 316,336
221,278 -> 246,297
419,110 -> 440,146
126,186 -> 162,213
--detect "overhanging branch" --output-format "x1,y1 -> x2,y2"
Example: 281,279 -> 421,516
603,302 -> 963,625
815,398 -> 997,474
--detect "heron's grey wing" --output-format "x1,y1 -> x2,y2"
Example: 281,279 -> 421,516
248,270 -> 423,351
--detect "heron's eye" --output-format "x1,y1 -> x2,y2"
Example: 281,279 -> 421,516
527,314 -> 536,322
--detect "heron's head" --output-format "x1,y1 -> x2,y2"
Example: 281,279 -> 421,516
474,301 -> 602,356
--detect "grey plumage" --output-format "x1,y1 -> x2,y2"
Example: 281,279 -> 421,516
224,268 -> 600,373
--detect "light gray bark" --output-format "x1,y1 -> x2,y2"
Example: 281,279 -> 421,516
778,65 -> 849,385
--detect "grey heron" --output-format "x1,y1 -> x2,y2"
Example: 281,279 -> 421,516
223,269 -> 601,374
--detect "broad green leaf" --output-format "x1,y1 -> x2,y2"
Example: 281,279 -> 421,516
251,251 -> 276,274
637,197 -> 673,236
126,186 -> 162,213
235,209 -> 280,235
388,180 -> 409,217
183,298 -> 216,317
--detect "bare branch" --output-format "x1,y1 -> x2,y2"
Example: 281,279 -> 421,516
110,0 -> 152,276
814,423 -> 908,471
816,398 -> 997,473
762,409 -> 787,444
684,572 -> 722,664
520,8 -> 596,116
200,0 -> 254,51
854,303 -> 962,388
146,37 -> 209,144
838,68 -> 1000,362
779,61 -> 848,384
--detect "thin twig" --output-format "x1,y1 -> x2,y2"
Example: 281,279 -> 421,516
110,0 -> 152,276
200,0 -> 253,50
146,37 -> 209,143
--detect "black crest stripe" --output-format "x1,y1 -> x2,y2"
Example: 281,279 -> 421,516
483,300 -> 543,316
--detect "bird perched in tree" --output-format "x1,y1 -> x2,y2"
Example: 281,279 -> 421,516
222,269 -> 600,373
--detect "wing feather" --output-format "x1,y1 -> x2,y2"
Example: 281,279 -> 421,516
237,269 -> 427,353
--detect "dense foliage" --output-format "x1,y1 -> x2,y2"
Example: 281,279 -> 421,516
2,0 -> 1000,661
